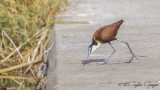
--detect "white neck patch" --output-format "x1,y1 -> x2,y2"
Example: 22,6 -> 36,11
91,43 -> 101,53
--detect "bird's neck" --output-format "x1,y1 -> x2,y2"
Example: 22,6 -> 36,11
91,43 -> 101,53
93,37 -> 102,44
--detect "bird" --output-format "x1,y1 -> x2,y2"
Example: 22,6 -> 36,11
88,19 -> 137,65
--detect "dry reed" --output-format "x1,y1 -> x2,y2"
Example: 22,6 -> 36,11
0,0 -> 67,89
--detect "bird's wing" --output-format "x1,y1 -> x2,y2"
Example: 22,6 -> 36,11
93,20 -> 123,43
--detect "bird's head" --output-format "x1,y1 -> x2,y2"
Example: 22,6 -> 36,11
88,39 -> 100,57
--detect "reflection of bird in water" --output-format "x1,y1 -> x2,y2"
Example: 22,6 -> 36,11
88,19 -> 137,65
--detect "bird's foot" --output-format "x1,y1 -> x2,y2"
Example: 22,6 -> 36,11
125,53 -> 138,63
96,61 -> 112,65
133,54 -> 139,60
96,62 -> 106,65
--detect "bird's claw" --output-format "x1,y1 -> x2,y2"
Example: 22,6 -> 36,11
133,54 -> 139,60
125,53 -> 138,63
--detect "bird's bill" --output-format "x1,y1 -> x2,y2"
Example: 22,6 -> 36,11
88,45 -> 92,58
87,52 -> 90,58
87,50 -> 91,58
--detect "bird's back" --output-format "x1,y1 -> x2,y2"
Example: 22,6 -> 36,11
93,20 -> 124,43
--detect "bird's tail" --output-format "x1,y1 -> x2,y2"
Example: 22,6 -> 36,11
120,19 -> 124,22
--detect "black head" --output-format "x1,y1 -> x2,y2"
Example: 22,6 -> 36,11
88,39 -> 100,57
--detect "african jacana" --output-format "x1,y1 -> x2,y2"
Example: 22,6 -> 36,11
88,19 -> 137,65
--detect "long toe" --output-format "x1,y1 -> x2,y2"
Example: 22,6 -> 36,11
96,62 -> 106,65
96,61 -> 113,65
133,54 -> 139,60
131,52 -> 139,60
125,56 -> 134,63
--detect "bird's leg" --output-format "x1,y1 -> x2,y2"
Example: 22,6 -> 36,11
97,42 -> 116,65
117,39 -> 138,63
104,42 -> 116,63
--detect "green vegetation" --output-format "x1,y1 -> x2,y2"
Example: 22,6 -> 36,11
0,0 -> 67,89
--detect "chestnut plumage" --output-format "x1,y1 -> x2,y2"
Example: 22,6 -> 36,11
88,19 -> 137,65
94,19 -> 123,43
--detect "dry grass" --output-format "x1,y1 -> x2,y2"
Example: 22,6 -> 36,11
0,0 -> 67,89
